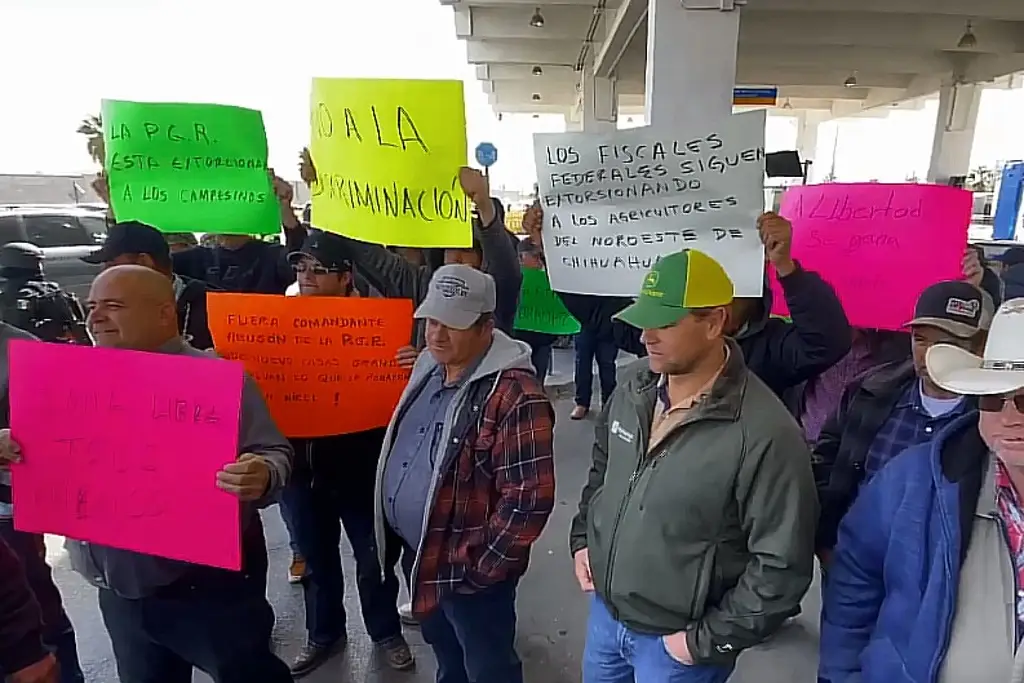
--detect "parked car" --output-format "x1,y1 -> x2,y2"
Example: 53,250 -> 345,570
0,206 -> 106,298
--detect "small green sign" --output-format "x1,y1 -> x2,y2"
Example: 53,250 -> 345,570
514,268 -> 581,335
102,99 -> 279,235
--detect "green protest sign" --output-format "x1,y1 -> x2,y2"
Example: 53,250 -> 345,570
102,99 -> 279,235
514,268 -> 581,335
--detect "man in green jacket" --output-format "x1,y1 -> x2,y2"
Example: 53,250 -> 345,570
569,249 -> 818,683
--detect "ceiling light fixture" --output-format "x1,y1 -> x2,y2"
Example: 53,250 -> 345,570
530,7 -> 545,28
532,65 -> 543,76
957,21 -> 977,49
532,93 -> 542,102
843,73 -> 858,88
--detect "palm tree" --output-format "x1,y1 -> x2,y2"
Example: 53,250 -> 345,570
77,114 -> 104,166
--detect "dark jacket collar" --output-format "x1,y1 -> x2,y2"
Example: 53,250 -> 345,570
859,359 -> 917,397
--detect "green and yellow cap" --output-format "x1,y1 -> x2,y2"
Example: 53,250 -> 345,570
613,249 -> 735,329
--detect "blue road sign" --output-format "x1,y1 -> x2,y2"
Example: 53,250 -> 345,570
475,142 -> 498,168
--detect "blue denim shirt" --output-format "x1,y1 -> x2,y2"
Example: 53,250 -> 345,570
381,367 -> 458,548
863,380 -> 969,483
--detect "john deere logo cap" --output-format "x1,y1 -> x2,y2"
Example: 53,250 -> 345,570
613,249 -> 735,329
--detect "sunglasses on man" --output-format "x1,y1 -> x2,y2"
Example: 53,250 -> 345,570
979,393 -> 1024,413
292,261 -> 342,276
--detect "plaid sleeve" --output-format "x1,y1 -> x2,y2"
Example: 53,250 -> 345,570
466,384 -> 556,587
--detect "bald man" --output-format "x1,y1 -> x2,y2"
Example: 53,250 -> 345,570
66,265 -> 293,682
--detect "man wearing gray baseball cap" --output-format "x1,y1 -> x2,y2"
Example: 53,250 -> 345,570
374,264 -> 556,683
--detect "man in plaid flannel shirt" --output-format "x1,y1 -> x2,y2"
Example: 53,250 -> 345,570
374,264 -> 556,683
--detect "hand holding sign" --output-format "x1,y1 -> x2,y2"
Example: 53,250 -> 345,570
216,453 -> 272,501
0,429 -> 22,465
460,166 -> 494,226
962,248 -> 984,287
299,147 -> 317,186
757,212 -> 797,277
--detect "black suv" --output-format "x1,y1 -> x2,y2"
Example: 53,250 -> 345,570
0,206 -> 107,298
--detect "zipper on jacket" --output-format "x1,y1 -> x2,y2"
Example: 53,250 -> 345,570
602,405 -> 718,606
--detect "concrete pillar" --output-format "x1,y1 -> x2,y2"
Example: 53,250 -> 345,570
926,82 -> 983,184
794,111 -> 826,165
645,0 -> 740,129
580,59 -> 617,132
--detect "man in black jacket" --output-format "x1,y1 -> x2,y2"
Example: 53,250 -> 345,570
523,206 -> 853,402
83,222 -> 214,350
282,232 -> 413,678
170,174 -> 307,295
813,280 -> 993,558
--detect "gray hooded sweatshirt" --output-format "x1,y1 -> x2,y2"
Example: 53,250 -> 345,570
373,330 -> 534,581
67,339 -> 293,599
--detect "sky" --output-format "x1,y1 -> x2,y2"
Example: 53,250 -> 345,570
2,0 -> 1024,191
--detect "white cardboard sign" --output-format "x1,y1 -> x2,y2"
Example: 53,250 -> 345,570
533,110 -> 767,297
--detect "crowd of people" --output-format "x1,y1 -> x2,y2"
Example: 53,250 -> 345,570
0,143 -> 1022,683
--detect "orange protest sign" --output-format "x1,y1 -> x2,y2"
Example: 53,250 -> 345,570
206,293 -> 413,438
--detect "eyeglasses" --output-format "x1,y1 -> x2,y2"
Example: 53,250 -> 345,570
292,262 -> 335,275
978,394 -> 1024,413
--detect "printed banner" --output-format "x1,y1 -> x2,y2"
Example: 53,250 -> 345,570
9,342 -> 243,570
771,183 -> 971,331
102,99 -> 279,235
207,293 -> 413,438
533,110 -> 766,297
514,268 -> 581,335
309,78 -> 472,248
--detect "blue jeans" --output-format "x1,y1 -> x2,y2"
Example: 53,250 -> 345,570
418,579 -> 522,683
574,328 -> 618,408
583,595 -> 733,683
283,469 -> 403,645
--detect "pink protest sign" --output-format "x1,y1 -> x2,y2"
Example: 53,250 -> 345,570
770,183 -> 971,331
8,341 -> 244,570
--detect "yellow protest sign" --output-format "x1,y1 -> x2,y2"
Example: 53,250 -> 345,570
309,78 -> 472,249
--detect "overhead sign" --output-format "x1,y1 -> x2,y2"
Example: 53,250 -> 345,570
475,142 -> 498,168
733,87 -> 778,106
532,110 -> 767,297
771,183 -> 971,331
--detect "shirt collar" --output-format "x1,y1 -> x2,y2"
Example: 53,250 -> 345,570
896,379 -> 968,416
656,344 -> 730,413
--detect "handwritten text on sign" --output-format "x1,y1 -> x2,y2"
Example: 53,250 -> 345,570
8,342 -> 244,570
514,268 -> 581,335
533,110 -> 766,297
207,294 -> 413,439
771,183 -> 971,331
309,78 -> 472,249
102,99 -> 279,236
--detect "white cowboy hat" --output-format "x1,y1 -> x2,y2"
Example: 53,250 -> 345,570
927,297 -> 1024,396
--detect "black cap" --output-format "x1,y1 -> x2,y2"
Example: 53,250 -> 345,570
0,242 -> 44,271
905,280 -> 994,339
82,221 -> 170,265
997,247 -> 1024,268
287,231 -> 352,272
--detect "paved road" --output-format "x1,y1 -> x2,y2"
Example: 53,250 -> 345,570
49,398 -> 821,682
